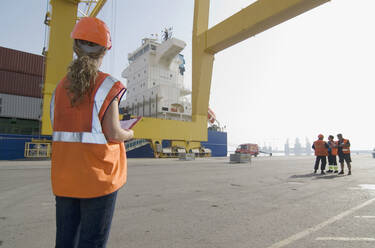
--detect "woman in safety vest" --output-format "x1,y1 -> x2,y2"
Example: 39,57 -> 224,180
50,17 -> 133,247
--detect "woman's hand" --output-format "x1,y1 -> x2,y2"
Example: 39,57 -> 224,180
102,99 -> 135,143
123,129 -> 134,141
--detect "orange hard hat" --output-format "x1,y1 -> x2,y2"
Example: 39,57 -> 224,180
318,134 -> 324,139
71,17 -> 111,49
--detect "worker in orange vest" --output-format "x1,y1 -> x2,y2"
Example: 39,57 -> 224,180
327,135 -> 338,173
50,17 -> 134,247
312,134 -> 329,174
337,133 -> 352,175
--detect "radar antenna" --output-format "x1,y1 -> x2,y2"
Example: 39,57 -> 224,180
162,27 -> 173,41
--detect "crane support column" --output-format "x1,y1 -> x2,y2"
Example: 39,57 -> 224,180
192,0 -> 214,125
41,0 -> 78,135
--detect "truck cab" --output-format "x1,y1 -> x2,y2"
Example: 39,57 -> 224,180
235,143 -> 259,157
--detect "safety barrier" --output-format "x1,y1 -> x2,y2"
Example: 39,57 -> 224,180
24,141 -> 52,158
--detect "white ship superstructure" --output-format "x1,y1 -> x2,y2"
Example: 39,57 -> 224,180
121,36 -> 192,121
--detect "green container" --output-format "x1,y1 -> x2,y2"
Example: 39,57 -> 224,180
0,117 -> 40,135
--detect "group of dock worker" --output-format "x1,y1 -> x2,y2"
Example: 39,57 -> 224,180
312,134 -> 352,175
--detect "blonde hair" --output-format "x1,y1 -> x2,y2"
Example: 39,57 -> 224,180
66,40 -> 106,106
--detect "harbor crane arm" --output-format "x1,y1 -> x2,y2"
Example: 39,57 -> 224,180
203,0 -> 330,54
89,0 -> 107,17
191,0 -> 329,118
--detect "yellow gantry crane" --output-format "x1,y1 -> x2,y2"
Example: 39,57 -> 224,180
41,0 -> 329,156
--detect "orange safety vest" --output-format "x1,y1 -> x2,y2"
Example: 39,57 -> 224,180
340,139 -> 350,154
50,72 -> 127,198
313,140 -> 328,156
328,140 -> 338,156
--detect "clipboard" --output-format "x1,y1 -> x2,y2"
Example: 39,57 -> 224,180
120,116 -> 142,130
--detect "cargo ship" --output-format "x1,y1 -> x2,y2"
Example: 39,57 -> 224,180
120,31 -> 227,158
0,33 -> 227,160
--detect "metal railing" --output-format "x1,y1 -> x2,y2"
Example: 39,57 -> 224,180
24,142 -> 52,158
125,139 -> 150,152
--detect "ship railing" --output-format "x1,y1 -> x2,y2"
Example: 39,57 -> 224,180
125,139 -> 150,152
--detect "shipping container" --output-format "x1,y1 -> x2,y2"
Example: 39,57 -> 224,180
0,70 -> 43,98
0,117 -> 40,135
0,93 -> 42,120
0,46 -> 45,76
201,130 -> 228,157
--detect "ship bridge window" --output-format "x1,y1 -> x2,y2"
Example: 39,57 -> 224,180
129,44 -> 150,62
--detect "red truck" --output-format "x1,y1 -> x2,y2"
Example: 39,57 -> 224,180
235,143 -> 259,157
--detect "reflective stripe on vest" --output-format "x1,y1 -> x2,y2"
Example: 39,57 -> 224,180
341,139 -> 350,154
51,75 -> 118,144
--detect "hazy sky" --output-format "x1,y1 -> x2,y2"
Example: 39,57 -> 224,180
1,0 -> 374,150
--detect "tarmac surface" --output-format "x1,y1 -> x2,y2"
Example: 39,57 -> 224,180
0,155 -> 375,248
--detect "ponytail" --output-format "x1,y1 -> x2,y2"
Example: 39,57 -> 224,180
66,40 -> 106,106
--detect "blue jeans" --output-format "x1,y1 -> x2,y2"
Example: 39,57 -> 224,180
55,191 -> 118,248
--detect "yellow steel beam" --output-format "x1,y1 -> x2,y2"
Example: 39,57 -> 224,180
133,0 -> 329,143
204,0 -> 330,54
191,0 -> 214,122
132,115 -> 207,142
89,0 -> 107,17
41,0 -> 78,135
191,0 -> 329,121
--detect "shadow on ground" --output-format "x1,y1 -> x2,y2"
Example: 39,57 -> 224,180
313,175 -> 340,180
290,173 -> 341,180
290,173 -> 316,178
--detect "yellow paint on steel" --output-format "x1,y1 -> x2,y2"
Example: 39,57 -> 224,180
89,0 -> 107,17
24,142 -> 52,158
41,0 -> 78,135
131,115 -> 207,141
204,0 -> 330,54
191,0 -> 214,122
